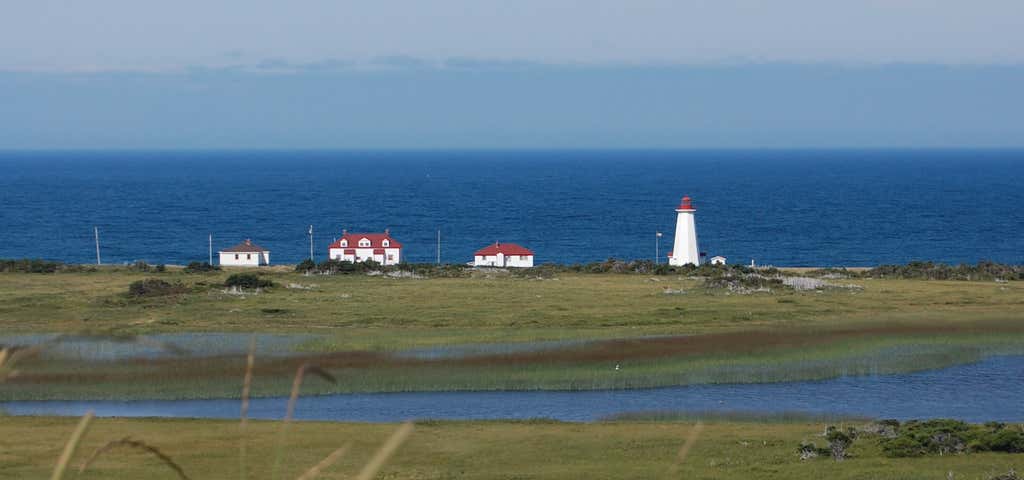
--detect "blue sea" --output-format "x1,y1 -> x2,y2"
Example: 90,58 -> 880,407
1,149 -> 1021,266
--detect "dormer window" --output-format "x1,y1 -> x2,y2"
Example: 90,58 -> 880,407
382,239 -> 390,247
359,238 -> 371,247
340,239 -> 348,247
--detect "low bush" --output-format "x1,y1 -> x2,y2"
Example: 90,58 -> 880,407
797,425 -> 857,461
128,260 -> 152,272
990,470 -> 1022,480
224,273 -> 274,289
879,419 -> 1024,457
703,273 -> 784,292
183,261 -> 220,273
0,258 -> 65,273
392,263 -> 470,278
830,261 -> 1024,281
294,259 -> 316,273
128,278 -> 187,298
314,259 -> 377,274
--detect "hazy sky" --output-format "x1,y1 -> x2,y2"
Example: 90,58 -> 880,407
2,1 -> 1023,148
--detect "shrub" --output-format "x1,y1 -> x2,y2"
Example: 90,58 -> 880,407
864,261 -> 1022,281
989,470 -> 1021,480
825,426 -> 856,461
798,426 -> 856,461
128,278 -> 187,298
313,259 -> 380,275
224,273 -> 274,289
0,258 -> 65,273
128,260 -> 151,272
879,419 -> 1024,457
183,261 -> 220,273
294,259 -> 316,273
797,441 -> 825,460
392,263 -> 470,278
703,274 -> 784,292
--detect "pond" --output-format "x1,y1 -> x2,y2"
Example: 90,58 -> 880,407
4,356 -> 1023,423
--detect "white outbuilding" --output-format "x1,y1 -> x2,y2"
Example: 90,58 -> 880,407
473,242 -> 535,268
219,239 -> 270,267
710,255 -> 727,265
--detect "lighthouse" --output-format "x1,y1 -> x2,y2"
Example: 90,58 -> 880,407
668,196 -> 701,266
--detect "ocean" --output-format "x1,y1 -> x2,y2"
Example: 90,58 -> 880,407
1,149 -> 1021,266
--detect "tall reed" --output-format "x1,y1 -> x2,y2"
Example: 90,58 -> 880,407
50,411 -> 94,480
270,363 -> 337,480
354,422 -> 415,480
294,442 -> 352,480
239,335 -> 256,480
78,436 -> 190,480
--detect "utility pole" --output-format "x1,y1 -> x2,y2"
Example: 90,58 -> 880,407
208,234 -> 213,265
94,227 -> 101,265
308,225 -> 314,261
436,229 -> 441,265
655,232 -> 662,264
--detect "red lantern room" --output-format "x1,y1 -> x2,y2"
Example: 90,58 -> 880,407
677,196 -> 695,211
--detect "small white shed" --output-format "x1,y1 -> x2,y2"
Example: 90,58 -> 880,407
710,255 -> 727,265
219,239 -> 270,267
473,242 -> 535,268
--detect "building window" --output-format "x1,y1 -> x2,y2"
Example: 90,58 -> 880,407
340,240 -> 347,247
247,254 -> 251,260
383,240 -> 389,247
234,254 -> 239,260
387,254 -> 394,261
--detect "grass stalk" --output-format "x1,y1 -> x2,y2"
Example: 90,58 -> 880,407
669,421 -> 704,477
50,410 -> 94,480
239,335 -> 256,480
354,422 -> 414,480
78,436 -> 190,480
270,363 -> 336,480
294,442 -> 352,480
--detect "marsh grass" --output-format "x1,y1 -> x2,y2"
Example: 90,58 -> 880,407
7,328 -> 1024,401
270,363 -> 338,480
239,336 -> 255,480
78,436 -> 190,479
602,410 -> 874,423
36,344 -> 414,480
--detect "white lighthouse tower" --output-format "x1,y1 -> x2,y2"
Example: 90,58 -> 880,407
668,196 -> 701,266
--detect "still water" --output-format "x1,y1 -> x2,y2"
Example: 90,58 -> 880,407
4,356 -> 1022,423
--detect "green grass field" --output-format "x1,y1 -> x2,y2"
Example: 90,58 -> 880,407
3,269 -> 1023,478
2,416 -> 1021,480
2,268 -> 1023,399
2,267 -> 1022,339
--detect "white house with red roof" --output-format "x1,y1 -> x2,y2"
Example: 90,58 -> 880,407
219,239 -> 270,267
473,242 -> 534,268
327,229 -> 403,265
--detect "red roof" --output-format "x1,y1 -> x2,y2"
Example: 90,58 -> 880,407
475,242 -> 534,256
328,231 -> 403,250
220,239 -> 267,253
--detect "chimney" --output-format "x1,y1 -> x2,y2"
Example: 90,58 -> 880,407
385,228 -> 390,235
245,239 -> 251,245
342,229 -> 347,235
